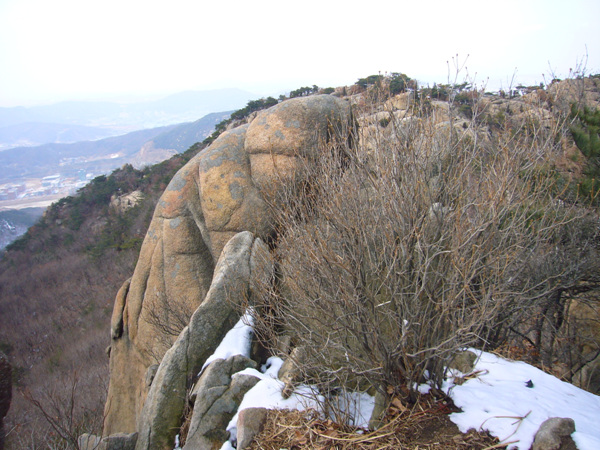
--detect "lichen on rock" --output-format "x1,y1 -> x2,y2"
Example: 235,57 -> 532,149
102,95 -> 351,446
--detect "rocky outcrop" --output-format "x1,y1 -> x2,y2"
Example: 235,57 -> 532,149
103,95 -> 351,439
110,190 -> 144,214
79,432 -> 138,450
235,407 -> 269,450
135,231 -> 264,449
183,355 -> 259,449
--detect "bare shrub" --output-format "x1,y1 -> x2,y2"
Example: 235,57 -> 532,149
18,370 -> 106,450
251,80 -> 599,407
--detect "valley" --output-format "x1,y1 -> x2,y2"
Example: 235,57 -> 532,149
0,106 -> 234,249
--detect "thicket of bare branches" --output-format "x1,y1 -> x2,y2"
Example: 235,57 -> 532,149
251,80 -> 600,410
20,371 -> 105,450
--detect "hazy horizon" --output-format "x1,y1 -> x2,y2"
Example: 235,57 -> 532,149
1,0 -> 598,108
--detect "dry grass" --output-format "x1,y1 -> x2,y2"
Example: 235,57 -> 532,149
249,394 -> 505,450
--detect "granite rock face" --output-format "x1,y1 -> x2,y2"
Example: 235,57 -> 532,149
103,95 -> 351,440
183,356 -> 260,450
235,407 -> 269,450
134,232 -> 263,450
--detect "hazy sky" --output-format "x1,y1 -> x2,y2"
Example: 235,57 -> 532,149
0,0 -> 598,107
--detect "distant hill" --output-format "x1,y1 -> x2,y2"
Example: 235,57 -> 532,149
150,111 -> 232,152
0,122 -> 117,150
0,126 -> 176,183
0,88 -> 255,130
0,110 -> 231,184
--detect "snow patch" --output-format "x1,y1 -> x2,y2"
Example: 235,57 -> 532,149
200,310 -> 254,373
444,349 -> 600,450
203,313 -> 600,450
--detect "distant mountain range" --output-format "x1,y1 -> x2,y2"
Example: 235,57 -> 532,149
0,122 -> 117,150
0,110 -> 231,184
0,88 -> 255,149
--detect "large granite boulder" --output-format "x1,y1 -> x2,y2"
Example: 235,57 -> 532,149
103,95 -> 351,437
246,94 -> 352,192
135,232 -> 263,449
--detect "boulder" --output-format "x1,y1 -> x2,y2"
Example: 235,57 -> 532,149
79,433 -> 102,450
245,95 -> 351,193
368,389 -> 389,431
183,356 -> 260,449
135,232 -> 258,450
110,190 -> 144,214
79,432 -> 138,450
449,350 -> 478,374
102,433 -> 138,450
236,407 -> 269,450
384,92 -> 412,111
278,346 -> 306,399
103,95 -> 351,437
532,417 -> 577,450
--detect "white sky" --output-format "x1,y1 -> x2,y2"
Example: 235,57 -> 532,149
0,0 -> 598,107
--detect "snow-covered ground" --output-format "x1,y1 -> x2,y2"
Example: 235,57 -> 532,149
191,314 -> 600,450
444,349 -> 600,449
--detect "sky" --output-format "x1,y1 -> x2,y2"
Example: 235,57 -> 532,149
0,0 -> 598,107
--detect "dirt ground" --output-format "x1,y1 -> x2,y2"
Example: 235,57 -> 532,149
249,393 -> 505,450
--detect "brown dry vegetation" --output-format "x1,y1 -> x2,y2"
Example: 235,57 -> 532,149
248,394 -> 503,450
250,73 -> 600,432
0,148 -> 205,448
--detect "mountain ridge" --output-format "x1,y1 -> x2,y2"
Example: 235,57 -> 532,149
1,76 -> 599,449
0,88 -> 255,130
0,122 -> 118,151
0,110 -> 231,184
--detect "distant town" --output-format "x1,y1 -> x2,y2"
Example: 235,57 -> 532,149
0,170 -> 96,210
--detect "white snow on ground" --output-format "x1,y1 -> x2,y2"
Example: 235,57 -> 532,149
227,357 -> 375,429
219,356 -> 323,449
200,310 -> 254,372
443,349 -> 600,450
218,355 -> 375,449
198,315 -> 600,450
224,357 -> 322,441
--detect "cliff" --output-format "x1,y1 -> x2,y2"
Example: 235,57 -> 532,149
102,95 -> 351,447
98,77 -> 600,449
